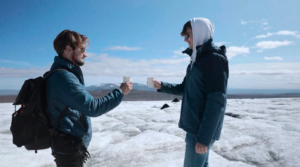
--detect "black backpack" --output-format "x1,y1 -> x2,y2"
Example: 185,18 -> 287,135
10,69 -> 68,153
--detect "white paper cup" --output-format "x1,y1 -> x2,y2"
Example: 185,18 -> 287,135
147,77 -> 155,88
123,77 -> 132,83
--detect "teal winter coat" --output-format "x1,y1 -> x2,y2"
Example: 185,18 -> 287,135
46,56 -> 124,148
158,39 -> 229,146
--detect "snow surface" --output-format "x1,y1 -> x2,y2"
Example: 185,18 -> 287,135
0,98 -> 299,167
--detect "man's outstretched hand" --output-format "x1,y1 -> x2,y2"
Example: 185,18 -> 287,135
120,81 -> 133,95
153,80 -> 162,90
195,142 -> 207,154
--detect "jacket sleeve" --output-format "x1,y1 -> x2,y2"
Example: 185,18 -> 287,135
157,77 -> 186,95
51,71 -> 124,117
197,54 -> 229,146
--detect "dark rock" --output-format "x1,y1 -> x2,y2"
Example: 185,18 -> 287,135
160,103 -> 170,110
172,98 -> 180,102
225,112 -> 240,118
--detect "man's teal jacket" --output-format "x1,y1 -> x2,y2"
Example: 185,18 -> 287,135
158,39 -> 229,146
46,56 -> 124,148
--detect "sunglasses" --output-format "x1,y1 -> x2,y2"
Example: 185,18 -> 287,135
184,34 -> 190,39
80,47 -> 86,53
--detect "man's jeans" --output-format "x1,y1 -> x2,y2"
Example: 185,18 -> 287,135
184,133 -> 215,167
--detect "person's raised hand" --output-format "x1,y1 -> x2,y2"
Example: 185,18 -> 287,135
153,79 -> 162,90
120,81 -> 133,95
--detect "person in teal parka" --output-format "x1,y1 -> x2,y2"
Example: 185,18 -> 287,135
47,30 -> 133,167
154,18 -> 229,167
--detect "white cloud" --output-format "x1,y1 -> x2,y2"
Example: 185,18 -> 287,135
81,54 -> 190,78
227,46 -> 250,59
2,60 -> 300,89
172,47 -> 186,57
173,50 -> 183,55
231,70 -> 300,75
241,19 -> 269,26
0,53 -> 189,78
264,57 -> 283,61
215,42 -> 229,46
0,59 -> 32,67
255,32 -> 273,38
0,67 -> 47,78
255,40 -> 293,49
276,30 -> 298,36
106,46 -> 142,51
263,27 -> 271,30
255,30 -> 299,38
241,19 -> 250,25
230,63 -> 300,75
288,81 -> 300,84
88,53 -> 109,60
228,63 -> 300,88
86,52 -> 97,58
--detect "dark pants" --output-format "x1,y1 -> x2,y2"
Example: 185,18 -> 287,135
53,153 -> 84,167
52,131 -> 90,167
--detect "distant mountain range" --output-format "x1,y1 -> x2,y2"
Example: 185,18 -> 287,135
1,83 -> 300,96
0,89 -> 20,96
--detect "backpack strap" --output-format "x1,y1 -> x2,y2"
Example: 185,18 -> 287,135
43,68 -> 69,80
51,106 -> 69,141
55,106 -> 69,130
51,106 -> 70,154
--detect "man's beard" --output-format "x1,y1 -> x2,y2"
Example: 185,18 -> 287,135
75,59 -> 85,66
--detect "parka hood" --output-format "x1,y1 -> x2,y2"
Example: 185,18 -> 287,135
190,18 -> 215,64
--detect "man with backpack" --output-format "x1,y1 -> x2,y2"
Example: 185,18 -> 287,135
47,30 -> 132,166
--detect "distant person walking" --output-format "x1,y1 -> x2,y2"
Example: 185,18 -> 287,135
47,30 -> 132,167
153,18 -> 229,167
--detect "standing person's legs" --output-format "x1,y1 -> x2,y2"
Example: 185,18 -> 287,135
183,133 -> 213,167
52,131 -> 90,167
53,153 -> 84,167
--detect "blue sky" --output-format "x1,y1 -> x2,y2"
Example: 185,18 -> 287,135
1,0 -> 300,89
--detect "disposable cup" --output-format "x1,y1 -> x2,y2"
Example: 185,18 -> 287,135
147,77 -> 155,88
123,77 -> 132,83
